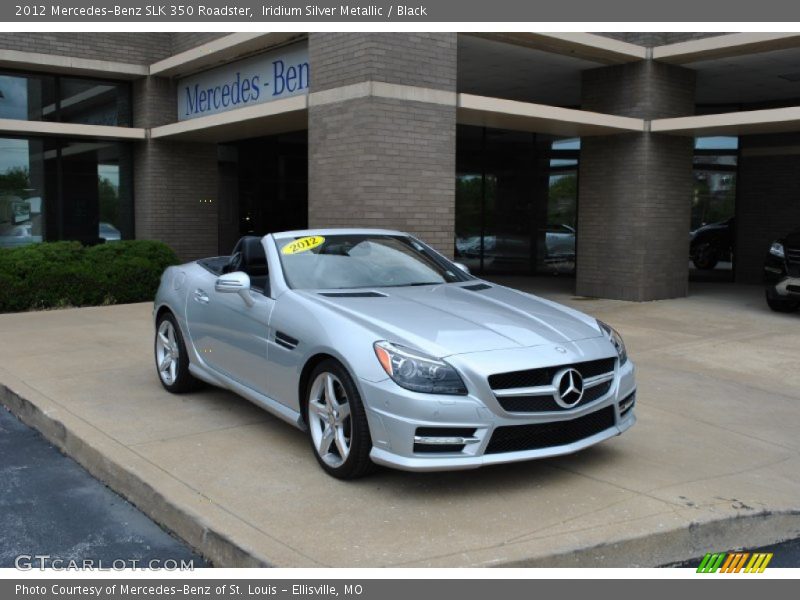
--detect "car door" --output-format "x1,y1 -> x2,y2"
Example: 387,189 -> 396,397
186,277 -> 274,395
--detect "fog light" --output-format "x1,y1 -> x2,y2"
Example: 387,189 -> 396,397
619,392 -> 636,416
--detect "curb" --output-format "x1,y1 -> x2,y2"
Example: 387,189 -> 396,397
2,378 -> 799,568
0,379 -> 277,568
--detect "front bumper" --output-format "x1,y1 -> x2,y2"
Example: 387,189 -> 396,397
359,344 -> 636,472
764,253 -> 800,297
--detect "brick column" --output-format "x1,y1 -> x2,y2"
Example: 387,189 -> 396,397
577,61 -> 696,301
132,76 -> 219,261
307,33 -> 457,255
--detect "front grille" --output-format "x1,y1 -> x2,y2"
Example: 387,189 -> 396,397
488,358 -> 616,390
484,406 -> 616,454
786,247 -> 800,275
497,380 -> 613,413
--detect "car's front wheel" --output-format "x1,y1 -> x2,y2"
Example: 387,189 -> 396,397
155,312 -> 200,393
766,290 -> 800,313
692,243 -> 719,270
305,360 -> 375,479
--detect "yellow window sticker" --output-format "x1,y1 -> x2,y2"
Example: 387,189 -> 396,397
281,236 -> 325,255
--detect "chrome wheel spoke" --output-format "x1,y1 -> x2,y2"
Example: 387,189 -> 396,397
323,374 -> 337,408
309,399 -> 328,418
158,355 -> 172,372
158,332 -> 170,348
319,425 -> 335,455
335,401 -> 350,423
334,427 -> 349,459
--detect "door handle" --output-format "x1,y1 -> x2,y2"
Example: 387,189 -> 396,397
193,289 -> 209,304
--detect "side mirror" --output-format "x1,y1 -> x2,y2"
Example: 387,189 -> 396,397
215,271 -> 254,307
454,262 -> 471,274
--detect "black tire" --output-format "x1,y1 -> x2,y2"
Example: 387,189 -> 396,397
766,291 -> 800,313
304,359 -> 376,479
692,243 -> 719,270
154,312 -> 201,393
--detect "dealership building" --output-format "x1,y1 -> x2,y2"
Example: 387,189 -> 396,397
1,32 -> 800,300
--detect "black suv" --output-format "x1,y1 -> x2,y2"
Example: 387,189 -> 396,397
764,229 -> 800,312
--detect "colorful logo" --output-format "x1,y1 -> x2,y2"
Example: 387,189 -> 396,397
696,552 -> 773,573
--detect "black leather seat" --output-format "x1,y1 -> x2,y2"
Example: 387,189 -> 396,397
228,236 -> 269,294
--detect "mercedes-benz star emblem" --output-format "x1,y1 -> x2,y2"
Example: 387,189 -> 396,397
554,368 -> 584,408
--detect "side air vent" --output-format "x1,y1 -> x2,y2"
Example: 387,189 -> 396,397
461,283 -> 492,291
275,331 -> 299,350
319,291 -> 387,298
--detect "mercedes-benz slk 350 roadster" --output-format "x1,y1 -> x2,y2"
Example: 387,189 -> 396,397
153,229 -> 636,478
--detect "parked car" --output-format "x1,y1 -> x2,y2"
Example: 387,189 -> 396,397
690,217 -> 734,270
454,226 -> 576,271
154,229 -> 636,479
545,224 -> 576,262
764,228 -> 800,313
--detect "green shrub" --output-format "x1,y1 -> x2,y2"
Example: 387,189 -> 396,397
0,240 -> 180,313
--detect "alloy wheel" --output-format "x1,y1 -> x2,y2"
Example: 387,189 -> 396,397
156,319 -> 179,386
307,372 -> 352,468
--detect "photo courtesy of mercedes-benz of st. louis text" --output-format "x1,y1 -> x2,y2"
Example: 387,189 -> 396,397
154,230 -> 635,479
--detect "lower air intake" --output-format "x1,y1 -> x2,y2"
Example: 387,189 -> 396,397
485,406 -> 616,454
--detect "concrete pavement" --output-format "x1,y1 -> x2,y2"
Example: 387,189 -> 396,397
1,279 -> 799,567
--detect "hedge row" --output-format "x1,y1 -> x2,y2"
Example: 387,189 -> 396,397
0,240 -> 180,313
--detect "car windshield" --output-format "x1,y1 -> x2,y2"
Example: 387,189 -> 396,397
275,234 -> 471,290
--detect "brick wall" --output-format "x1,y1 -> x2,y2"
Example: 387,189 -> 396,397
309,97 -> 455,253
308,33 -> 457,256
132,76 -> 176,128
309,32 -> 457,93
132,71 -> 218,260
577,61 -> 696,301
0,33 -> 172,64
170,33 -> 228,55
134,141 -> 219,261
582,60 -> 696,119
0,33 -> 235,65
735,134 -> 800,283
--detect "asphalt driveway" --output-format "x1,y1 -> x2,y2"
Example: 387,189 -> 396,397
0,405 -> 206,569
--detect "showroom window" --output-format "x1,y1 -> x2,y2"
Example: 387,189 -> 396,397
0,136 -> 133,248
690,136 -> 738,280
0,71 -> 131,126
0,72 -> 132,248
455,125 -> 579,275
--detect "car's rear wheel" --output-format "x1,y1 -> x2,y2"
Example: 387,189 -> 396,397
305,360 -> 375,479
155,312 -> 200,393
766,290 -> 800,313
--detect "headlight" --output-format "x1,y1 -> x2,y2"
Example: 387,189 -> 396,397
597,320 -> 628,365
770,241 -> 785,259
373,341 -> 467,395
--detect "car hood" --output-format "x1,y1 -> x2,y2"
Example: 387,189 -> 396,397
299,283 -> 603,357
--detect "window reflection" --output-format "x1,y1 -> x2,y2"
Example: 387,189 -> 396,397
690,136 -> 738,280
0,137 -> 45,248
0,136 -> 131,248
0,72 -> 130,125
455,126 -> 579,276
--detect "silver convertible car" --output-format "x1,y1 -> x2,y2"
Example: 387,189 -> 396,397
153,229 -> 636,478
